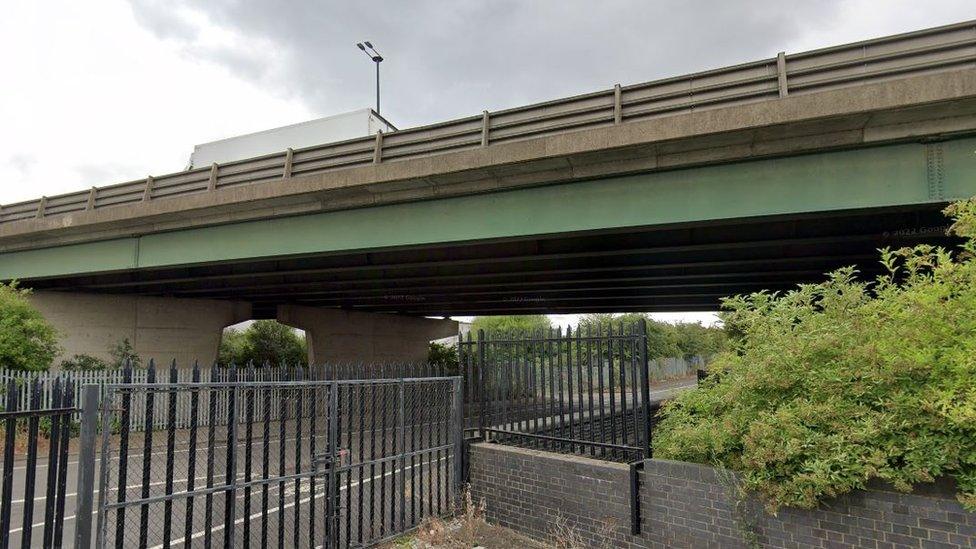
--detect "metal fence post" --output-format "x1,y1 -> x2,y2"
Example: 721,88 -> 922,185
397,380 -> 407,531
1,380 -> 20,549
326,382 -> 340,548
629,461 -> 642,535
637,318 -> 652,458
477,329 -> 486,441
452,377 -> 464,489
94,383 -> 113,549
74,385 -> 99,549
224,382 -> 240,547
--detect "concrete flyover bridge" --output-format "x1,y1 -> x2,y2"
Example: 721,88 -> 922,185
2,20 -> 976,366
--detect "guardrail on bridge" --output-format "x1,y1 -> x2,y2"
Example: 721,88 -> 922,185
1,20 -> 974,226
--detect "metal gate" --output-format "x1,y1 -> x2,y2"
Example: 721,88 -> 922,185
93,376 -> 462,548
459,321 -> 653,462
458,321 -> 654,535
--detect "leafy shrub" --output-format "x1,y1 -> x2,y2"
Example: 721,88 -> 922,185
218,321 -> 307,367
470,315 -> 553,367
218,327 -> 247,365
39,416 -> 81,438
580,313 -> 680,358
671,320 -> 726,360
0,283 -> 60,371
579,312 -> 725,360
427,342 -> 459,375
471,315 -> 552,337
654,198 -> 976,511
109,338 -> 141,369
60,339 -> 141,371
60,353 -> 110,370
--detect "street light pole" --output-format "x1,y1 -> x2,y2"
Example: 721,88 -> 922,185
356,41 -> 384,115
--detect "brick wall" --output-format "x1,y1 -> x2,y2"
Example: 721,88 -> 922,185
468,442 -> 976,548
468,442 -> 644,548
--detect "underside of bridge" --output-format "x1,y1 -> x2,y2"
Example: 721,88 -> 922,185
21,202 -> 957,318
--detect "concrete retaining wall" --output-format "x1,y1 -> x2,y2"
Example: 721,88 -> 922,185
31,291 -> 457,368
277,304 -> 457,364
32,291 -> 251,367
468,442 -> 976,548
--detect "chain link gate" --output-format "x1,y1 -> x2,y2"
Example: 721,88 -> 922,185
92,376 -> 462,548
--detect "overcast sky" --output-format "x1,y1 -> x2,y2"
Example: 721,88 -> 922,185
2,1 -> 973,325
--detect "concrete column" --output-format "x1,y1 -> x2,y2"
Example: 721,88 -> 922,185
277,305 -> 457,364
31,291 -> 251,368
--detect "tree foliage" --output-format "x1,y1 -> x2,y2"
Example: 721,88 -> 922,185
469,316 -> 553,366
466,314 -> 723,380
60,338 -> 141,370
109,338 -> 141,368
0,283 -> 60,371
578,313 -> 724,359
671,321 -> 726,359
473,313 -> 724,360
654,198 -> 976,511
427,342 -> 460,374
470,315 -> 552,337
60,353 -> 109,371
218,321 -> 308,367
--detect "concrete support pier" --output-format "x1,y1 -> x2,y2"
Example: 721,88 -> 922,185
277,305 -> 457,364
31,291 -> 252,367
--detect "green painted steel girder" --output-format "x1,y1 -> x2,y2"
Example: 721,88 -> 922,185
2,137 -> 974,281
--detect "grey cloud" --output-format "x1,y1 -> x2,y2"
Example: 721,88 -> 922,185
74,163 -> 146,186
128,0 -> 203,43
127,0 -> 845,128
6,154 -> 34,177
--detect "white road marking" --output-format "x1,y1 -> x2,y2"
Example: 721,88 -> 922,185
150,455 -> 450,549
8,456 -> 450,542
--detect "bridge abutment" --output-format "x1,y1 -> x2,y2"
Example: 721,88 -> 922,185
276,304 -> 457,365
31,291 -> 252,368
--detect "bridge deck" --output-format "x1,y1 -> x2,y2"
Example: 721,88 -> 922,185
1,20 -> 974,244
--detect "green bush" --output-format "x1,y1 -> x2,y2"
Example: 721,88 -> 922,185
218,328 -> 247,365
470,315 -> 553,366
654,198 -> 976,511
60,339 -> 141,371
218,321 -> 308,367
671,320 -> 726,360
427,342 -> 459,375
39,416 -> 81,439
0,283 -> 60,371
60,353 -> 110,370
471,315 -> 552,337
579,312 -> 725,360
109,338 -> 141,369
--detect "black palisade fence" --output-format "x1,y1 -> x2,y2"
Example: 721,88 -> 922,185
459,319 -> 655,463
0,361 -> 457,427
90,360 -> 462,548
0,377 -> 76,549
0,357 -> 461,549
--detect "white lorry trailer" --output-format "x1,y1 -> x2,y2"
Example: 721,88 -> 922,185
187,108 -> 396,168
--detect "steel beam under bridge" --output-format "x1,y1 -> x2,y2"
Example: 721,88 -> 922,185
3,136 -> 974,316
